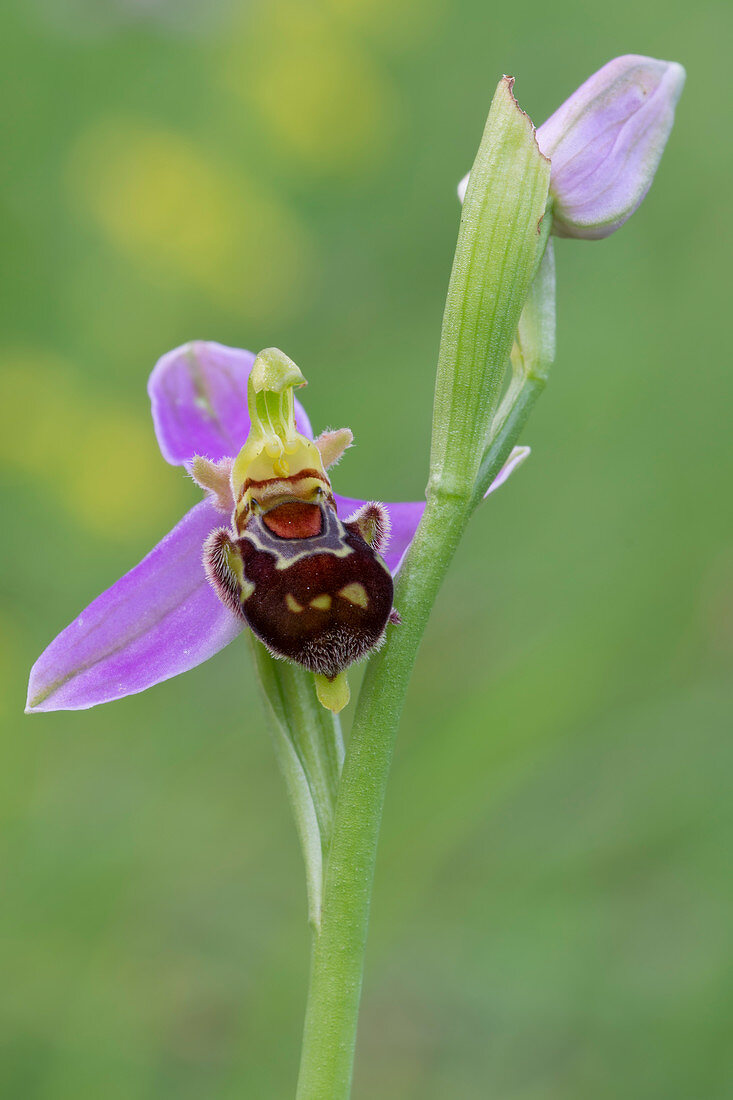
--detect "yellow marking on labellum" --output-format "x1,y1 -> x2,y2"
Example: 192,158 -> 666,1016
309,594 -> 332,610
338,582 -> 369,609
286,593 -> 305,613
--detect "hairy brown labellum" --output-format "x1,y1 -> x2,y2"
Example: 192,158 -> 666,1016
204,500 -> 394,679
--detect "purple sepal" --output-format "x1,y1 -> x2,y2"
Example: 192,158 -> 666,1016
26,501 -> 242,712
149,341 -> 313,465
537,55 -> 685,239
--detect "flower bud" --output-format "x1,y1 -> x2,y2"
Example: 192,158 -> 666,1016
457,56 -> 685,240
536,55 -> 685,239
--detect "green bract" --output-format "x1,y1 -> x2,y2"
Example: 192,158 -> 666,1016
430,76 -> 551,499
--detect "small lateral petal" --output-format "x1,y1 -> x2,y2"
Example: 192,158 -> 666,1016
334,495 -> 424,576
149,341 -> 312,466
344,501 -> 391,556
188,455 -> 235,512
315,428 -> 353,470
26,501 -> 243,712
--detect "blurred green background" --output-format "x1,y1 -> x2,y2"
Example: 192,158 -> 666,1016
2,0 -> 732,1096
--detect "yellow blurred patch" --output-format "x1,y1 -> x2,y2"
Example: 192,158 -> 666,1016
67,120 -> 313,319
225,3 -> 400,174
325,0 -> 444,49
0,350 -> 185,540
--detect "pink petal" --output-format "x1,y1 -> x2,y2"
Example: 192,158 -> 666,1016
149,341 -> 313,465
536,56 -> 685,239
26,501 -> 243,712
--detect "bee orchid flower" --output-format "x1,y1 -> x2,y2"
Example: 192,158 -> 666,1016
26,341 -> 528,714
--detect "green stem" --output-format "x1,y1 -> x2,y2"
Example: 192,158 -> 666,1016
294,363 -> 545,1095
294,490 -> 469,1099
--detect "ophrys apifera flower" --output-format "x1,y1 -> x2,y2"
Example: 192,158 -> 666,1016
26,342 -> 527,715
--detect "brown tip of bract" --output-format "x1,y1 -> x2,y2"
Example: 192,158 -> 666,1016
499,72 -> 551,170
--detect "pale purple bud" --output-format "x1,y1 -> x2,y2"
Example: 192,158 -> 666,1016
537,55 -> 685,239
457,56 -> 685,240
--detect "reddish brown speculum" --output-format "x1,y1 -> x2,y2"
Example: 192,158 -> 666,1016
262,501 -> 323,540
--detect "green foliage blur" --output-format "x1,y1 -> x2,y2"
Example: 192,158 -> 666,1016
2,0 -> 731,1096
